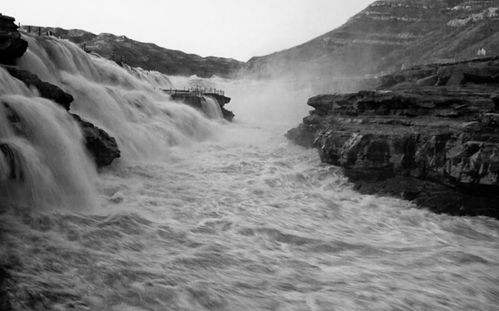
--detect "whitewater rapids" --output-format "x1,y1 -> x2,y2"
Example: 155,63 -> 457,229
0,35 -> 498,311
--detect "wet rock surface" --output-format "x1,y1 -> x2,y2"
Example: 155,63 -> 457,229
71,114 -> 121,168
4,66 -> 73,110
0,14 -> 27,65
287,57 -> 499,218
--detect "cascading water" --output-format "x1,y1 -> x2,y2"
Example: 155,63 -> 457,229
201,96 -> 224,119
0,34 -> 498,311
16,35 -> 219,161
0,34 -> 220,209
0,69 -> 97,209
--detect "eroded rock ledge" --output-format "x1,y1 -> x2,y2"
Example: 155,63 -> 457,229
4,66 -> 74,110
287,57 -> 499,219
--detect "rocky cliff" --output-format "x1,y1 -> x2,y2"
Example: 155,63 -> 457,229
287,56 -> 499,218
247,0 -> 499,78
22,26 -> 243,78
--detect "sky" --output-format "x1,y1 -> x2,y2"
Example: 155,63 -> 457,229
3,0 -> 374,61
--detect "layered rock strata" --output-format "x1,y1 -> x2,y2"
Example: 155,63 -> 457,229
287,57 -> 499,218
247,0 -> 499,78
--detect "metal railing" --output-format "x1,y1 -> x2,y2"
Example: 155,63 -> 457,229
163,87 -> 225,96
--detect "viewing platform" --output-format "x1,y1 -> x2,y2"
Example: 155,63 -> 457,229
163,87 -> 233,121
163,87 -> 225,97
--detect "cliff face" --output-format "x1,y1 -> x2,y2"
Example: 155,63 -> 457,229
287,57 -> 499,218
22,26 -> 243,78
246,0 -> 499,78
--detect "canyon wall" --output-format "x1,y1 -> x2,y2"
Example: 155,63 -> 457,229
287,56 -> 499,218
246,0 -> 499,78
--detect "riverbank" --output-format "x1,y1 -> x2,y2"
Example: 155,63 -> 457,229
287,57 -> 499,219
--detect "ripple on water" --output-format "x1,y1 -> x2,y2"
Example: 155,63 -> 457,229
1,124 -> 499,310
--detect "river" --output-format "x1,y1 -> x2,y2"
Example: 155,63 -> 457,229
0,34 -> 498,311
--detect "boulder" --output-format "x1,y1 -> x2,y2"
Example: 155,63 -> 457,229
0,14 -> 28,65
71,114 -> 120,168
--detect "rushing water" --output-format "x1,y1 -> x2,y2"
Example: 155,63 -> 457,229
0,35 -> 498,311
201,96 -> 224,120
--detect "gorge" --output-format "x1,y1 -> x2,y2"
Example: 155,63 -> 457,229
1,1 -> 499,310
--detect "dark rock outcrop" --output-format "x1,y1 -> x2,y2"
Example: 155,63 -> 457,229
0,14 -> 27,65
71,114 -> 120,168
287,57 -> 499,218
4,66 -> 74,110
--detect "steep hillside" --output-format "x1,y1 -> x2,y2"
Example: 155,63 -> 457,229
246,0 -> 499,78
22,26 -> 243,78
18,1 -> 499,79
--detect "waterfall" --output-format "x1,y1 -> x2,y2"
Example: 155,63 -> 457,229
0,34 -> 222,209
202,95 -> 224,119
15,34 -> 220,160
0,92 -> 97,210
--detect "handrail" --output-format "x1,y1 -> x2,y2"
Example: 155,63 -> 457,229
163,87 -> 225,96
